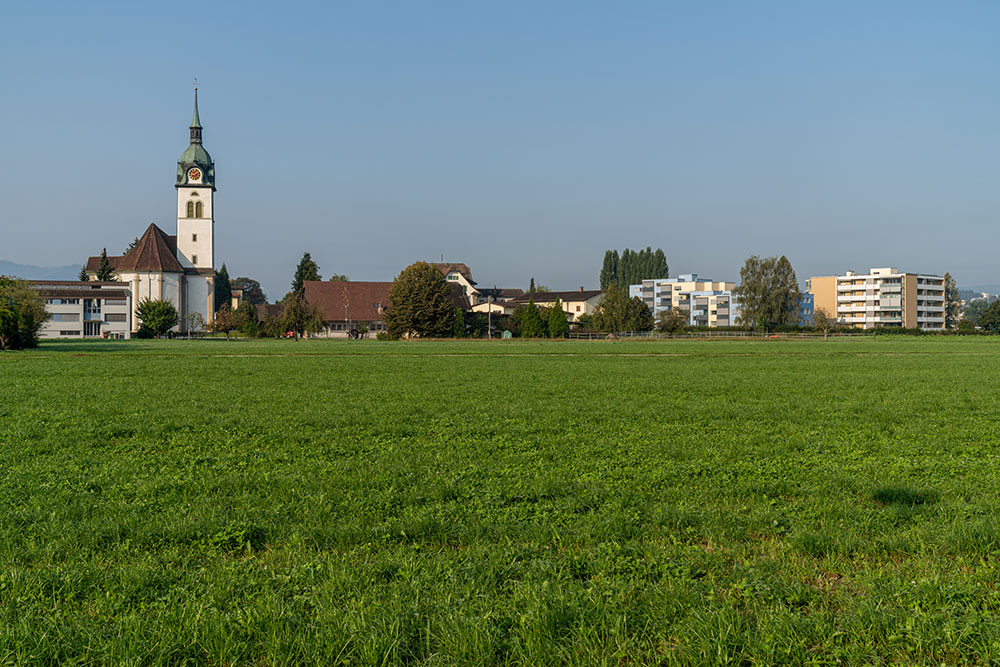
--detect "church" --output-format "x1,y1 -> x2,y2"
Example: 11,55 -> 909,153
86,90 -> 217,332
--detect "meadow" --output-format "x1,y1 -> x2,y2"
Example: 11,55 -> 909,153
3,337 -> 1000,664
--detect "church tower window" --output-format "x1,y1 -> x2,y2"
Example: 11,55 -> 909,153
195,201 -> 203,218
186,201 -> 195,218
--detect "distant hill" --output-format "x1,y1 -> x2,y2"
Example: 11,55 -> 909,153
0,260 -> 82,281
963,285 -> 1000,297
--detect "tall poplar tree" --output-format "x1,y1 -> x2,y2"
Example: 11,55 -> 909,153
214,263 -> 232,313
943,272 -> 960,329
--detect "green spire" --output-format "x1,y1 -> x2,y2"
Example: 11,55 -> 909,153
191,88 -> 202,129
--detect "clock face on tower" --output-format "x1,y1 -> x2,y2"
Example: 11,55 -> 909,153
189,168 -> 201,181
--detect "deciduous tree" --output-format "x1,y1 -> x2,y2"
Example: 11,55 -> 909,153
231,277 -> 267,305
0,276 -> 49,350
735,255 -> 802,330
655,308 -> 688,334
383,261 -> 455,339
978,301 -> 1000,334
136,298 -> 179,338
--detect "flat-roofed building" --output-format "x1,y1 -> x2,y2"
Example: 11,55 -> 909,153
807,268 -> 945,330
31,281 -> 132,339
630,274 -> 740,327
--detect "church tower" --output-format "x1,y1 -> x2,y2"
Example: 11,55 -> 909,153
175,88 -> 215,272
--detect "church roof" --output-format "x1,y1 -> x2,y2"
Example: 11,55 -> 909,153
86,223 -> 185,274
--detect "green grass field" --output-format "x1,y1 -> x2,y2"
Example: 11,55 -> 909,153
3,337 -> 1000,665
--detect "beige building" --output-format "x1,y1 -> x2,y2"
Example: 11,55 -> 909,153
32,281 -> 133,339
494,289 -> 604,322
630,274 -> 740,327
807,268 -> 945,330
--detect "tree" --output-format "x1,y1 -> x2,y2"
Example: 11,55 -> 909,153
656,308 -> 688,334
944,272 -> 960,329
78,267 -> 89,281
812,307 -> 834,339
452,307 -> 466,338
593,284 -> 631,332
281,294 -> 324,339
327,273 -> 349,282
518,297 -> 546,337
123,237 -> 139,255
210,304 -> 239,340
235,301 -> 259,336
214,263 -> 232,313
961,298 -> 993,325
529,277 -> 536,293
183,312 -> 205,338
291,252 -> 321,294
136,298 -> 179,338
96,248 -> 115,281
600,250 -> 619,289
735,255 -> 802,330
383,262 -> 456,339
957,319 -> 976,334
548,298 -> 569,338
0,276 -> 50,350
231,277 -> 267,305
599,247 -> 668,289
978,301 -> 1000,334
626,296 -> 655,331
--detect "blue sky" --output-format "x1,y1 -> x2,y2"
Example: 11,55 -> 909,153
2,1 -> 998,298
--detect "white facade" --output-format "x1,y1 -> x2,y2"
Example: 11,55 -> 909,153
34,282 -> 132,339
176,184 -> 215,271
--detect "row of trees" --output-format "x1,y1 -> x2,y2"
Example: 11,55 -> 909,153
600,248 -> 669,289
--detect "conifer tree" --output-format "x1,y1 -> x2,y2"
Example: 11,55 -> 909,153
519,298 -> 546,337
452,307 -> 465,338
214,263 -> 232,313
78,267 -> 89,282
291,252 -> 321,294
547,298 -> 570,338
96,248 -> 115,281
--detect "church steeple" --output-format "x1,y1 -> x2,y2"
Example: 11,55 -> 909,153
177,87 -> 214,189
190,88 -> 203,143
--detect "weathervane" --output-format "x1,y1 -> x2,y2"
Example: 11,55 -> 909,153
193,77 -> 200,91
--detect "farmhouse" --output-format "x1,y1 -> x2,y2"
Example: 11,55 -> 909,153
480,288 -> 604,322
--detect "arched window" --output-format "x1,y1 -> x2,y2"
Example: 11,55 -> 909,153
195,201 -> 204,218
186,201 -> 194,218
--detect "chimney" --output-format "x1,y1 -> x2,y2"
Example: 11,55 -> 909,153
579,286 -> 584,292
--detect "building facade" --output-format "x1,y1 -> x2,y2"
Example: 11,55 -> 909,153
32,281 -> 132,339
85,89 -> 216,332
807,268 -> 945,330
630,275 -> 740,327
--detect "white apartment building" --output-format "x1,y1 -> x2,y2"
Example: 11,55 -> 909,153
32,281 -> 133,339
630,274 -> 740,327
808,268 -> 945,330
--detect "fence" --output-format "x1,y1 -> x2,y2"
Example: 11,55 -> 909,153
568,331 -> 874,341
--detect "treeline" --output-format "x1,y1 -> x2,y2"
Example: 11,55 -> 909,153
600,248 -> 668,289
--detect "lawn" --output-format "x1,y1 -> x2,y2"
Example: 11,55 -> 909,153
3,337 -> 1000,664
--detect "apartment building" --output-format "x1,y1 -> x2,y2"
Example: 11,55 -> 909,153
31,281 -> 133,339
807,268 -> 945,330
629,274 -> 740,327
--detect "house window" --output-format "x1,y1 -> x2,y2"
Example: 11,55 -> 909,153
192,255 -> 198,264
576,306 -> 581,312
186,201 -> 195,217
192,234 -> 197,242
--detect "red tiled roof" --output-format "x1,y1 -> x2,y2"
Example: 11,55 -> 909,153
86,223 -> 184,274
303,281 -> 392,322
303,280 -> 471,322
